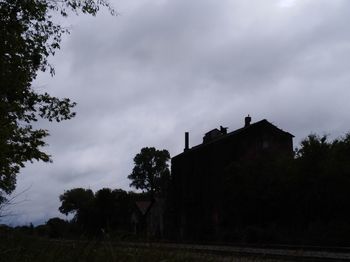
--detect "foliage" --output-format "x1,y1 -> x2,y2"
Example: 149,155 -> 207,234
0,0 -> 114,199
46,217 -> 70,238
59,188 -> 94,230
94,188 -> 131,231
220,132 -> 350,245
128,147 -> 171,196
59,187 -> 131,234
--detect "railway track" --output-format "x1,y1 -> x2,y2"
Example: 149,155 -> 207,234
120,242 -> 350,261
47,238 -> 350,261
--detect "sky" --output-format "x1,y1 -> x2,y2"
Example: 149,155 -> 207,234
2,0 -> 350,225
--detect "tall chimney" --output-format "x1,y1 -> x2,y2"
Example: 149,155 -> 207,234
184,132 -> 189,151
244,115 -> 251,127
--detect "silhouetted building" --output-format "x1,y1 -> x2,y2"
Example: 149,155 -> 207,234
170,117 -> 294,240
131,198 -> 165,238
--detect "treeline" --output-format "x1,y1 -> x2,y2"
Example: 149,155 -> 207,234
58,188 -> 133,236
220,133 -> 350,245
3,188 -> 150,239
1,147 -> 171,239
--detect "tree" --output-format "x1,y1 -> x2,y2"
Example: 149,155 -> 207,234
293,133 -> 350,226
59,188 -> 94,229
94,188 -> 130,230
128,147 -> 171,196
59,187 -> 131,234
46,217 -> 69,238
0,0 -> 115,199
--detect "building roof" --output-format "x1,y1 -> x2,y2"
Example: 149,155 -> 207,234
174,119 -> 294,159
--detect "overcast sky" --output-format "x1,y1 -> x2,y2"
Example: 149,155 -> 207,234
3,0 -> 350,225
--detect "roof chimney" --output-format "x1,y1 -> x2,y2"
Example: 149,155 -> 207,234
220,126 -> 228,134
184,132 -> 189,151
244,115 -> 251,127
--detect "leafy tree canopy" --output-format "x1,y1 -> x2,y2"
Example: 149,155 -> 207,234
128,147 -> 171,196
221,132 -> 350,244
0,0 -> 114,199
59,187 -> 130,233
59,188 -> 94,217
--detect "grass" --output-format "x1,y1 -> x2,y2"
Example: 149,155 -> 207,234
0,234 -> 286,262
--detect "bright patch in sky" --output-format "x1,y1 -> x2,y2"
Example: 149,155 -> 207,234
279,0 -> 297,8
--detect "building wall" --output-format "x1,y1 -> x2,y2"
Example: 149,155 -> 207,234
170,120 -> 293,240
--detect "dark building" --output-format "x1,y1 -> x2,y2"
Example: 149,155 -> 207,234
170,116 -> 294,240
131,198 -> 165,238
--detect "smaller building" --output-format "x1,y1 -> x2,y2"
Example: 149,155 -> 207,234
131,197 -> 165,238
170,116 -> 294,240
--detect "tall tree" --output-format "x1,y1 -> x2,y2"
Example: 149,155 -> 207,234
0,0 -> 114,199
128,147 -> 171,196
